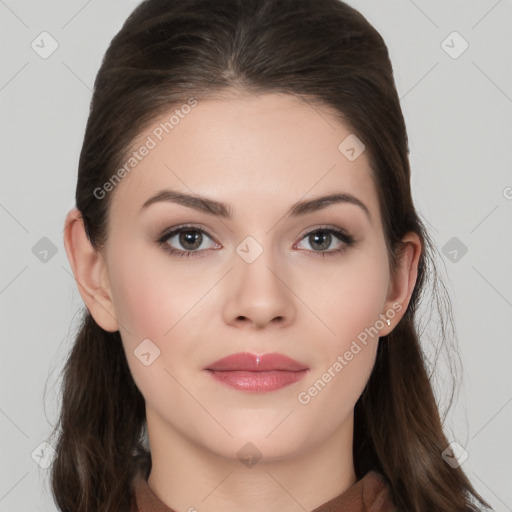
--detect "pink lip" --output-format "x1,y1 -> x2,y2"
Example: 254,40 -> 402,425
205,352 -> 308,372
204,352 -> 309,392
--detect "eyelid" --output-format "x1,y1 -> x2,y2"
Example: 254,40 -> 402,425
157,223 -> 216,241
294,224 -> 352,242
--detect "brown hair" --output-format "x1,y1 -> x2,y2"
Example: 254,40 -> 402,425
49,0 -> 492,510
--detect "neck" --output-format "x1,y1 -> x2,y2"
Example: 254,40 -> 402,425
146,407 -> 357,512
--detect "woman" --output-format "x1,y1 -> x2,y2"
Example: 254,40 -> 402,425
51,0 -> 492,510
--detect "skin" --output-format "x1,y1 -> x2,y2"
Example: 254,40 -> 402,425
64,90 -> 421,512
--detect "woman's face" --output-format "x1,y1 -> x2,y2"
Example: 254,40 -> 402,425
90,91 -> 409,462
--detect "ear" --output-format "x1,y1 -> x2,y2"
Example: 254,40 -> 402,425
379,231 -> 422,335
63,208 -> 119,332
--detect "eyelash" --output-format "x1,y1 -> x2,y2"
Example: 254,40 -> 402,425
155,224 -> 355,258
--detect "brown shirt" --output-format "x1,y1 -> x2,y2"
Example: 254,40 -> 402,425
130,470 -> 397,512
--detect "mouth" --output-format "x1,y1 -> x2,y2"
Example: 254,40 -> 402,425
204,352 -> 309,392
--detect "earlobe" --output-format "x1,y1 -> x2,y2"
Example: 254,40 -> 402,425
380,232 -> 422,335
63,208 -> 119,332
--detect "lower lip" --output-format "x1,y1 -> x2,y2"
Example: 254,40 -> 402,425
206,369 -> 308,392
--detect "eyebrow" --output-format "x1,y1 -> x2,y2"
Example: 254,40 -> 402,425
140,188 -> 372,222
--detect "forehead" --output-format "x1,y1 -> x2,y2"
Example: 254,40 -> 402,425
107,91 -> 378,224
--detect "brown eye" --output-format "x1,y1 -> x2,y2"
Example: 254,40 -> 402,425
295,227 -> 354,255
157,225 -> 219,257
308,231 -> 332,251
178,230 -> 203,251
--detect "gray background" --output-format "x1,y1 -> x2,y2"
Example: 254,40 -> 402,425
1,0 -> 511,510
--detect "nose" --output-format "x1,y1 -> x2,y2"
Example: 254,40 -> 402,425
222,250 -> 296,330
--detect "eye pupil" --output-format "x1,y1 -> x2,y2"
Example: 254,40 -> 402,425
310,231 -> 331,251
179,230 -> 202,250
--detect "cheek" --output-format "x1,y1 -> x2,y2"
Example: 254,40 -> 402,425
298,251 -> 389,349
295,270 -> 386,426
111,269 -> 164,339
293,248 -> 389,407
107,246 -> 202,398
107,242 -> 190,343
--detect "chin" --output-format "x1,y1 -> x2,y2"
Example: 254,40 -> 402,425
194,417 -> 315,464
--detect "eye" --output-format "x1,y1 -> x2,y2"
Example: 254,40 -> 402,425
156,224 -> 355,258
156,225 -> 220,257
294,227 -> 354,256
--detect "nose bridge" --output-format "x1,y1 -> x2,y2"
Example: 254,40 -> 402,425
223,233 -> 295,328
236,234 -> 285,300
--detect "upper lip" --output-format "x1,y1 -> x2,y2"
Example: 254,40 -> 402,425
204,352 -> 308,372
